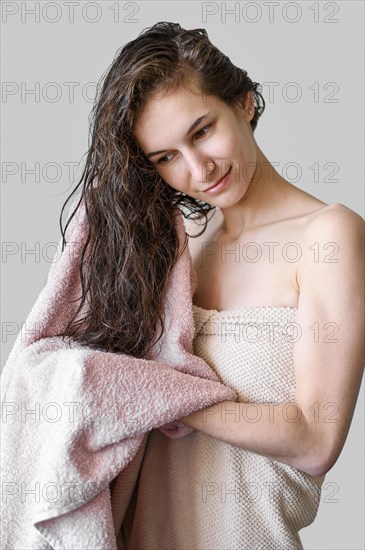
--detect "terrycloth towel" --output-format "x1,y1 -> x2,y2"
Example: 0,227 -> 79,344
0,196 -> 238,549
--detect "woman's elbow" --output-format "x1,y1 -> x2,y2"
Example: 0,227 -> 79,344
301,446 -> 340,477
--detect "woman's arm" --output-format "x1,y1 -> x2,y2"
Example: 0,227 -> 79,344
180,205 -> 365,476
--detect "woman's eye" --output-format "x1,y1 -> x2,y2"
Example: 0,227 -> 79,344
157,153 -> 175,165
194,124 -> 211,139
155,124 -> 212,165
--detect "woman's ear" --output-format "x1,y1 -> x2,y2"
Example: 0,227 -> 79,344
243,90 -> 255,121
234,90 -> 255,123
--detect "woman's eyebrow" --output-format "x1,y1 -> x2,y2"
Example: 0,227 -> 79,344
146,112 -> 212,159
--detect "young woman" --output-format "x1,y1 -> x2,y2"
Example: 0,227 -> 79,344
60,21 -> 364,549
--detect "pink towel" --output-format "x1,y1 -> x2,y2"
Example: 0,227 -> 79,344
0,196 -> 238,549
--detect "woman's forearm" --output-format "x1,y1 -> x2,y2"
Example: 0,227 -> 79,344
180,400 -> 326,476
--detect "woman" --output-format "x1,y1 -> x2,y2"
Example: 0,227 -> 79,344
60,21 -> 364,549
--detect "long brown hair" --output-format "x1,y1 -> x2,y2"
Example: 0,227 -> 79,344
57,21 -> 265,358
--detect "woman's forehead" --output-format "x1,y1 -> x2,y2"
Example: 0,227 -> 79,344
134,85 -> 224,130
133,89 -> 222,151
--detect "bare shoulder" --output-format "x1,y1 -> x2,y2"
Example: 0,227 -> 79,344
304,203 -> 365,242
299,203 -> 365,277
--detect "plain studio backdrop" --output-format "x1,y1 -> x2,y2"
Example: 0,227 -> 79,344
1,1 -> 364,549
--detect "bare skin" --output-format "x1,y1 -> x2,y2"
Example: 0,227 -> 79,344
133,81 -> 365,477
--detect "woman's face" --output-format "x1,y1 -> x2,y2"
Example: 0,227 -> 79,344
133,81 -> 257,206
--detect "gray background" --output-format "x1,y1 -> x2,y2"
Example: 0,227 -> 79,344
1,1 -> 364,548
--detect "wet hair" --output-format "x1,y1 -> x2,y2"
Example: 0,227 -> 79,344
57,21 -> 265,358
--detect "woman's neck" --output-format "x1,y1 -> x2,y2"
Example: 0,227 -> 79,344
219,146 -> 291,239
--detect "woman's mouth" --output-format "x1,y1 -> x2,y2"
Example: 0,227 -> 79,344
204,167 -> 232,194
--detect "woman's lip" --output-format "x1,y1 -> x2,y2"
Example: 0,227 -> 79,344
204,167 -> 232,193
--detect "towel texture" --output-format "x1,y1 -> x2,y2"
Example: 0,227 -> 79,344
0,197 -> 238,549
120,305 -> 325,549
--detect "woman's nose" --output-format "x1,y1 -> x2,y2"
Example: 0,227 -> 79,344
185,151 -> 215,183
